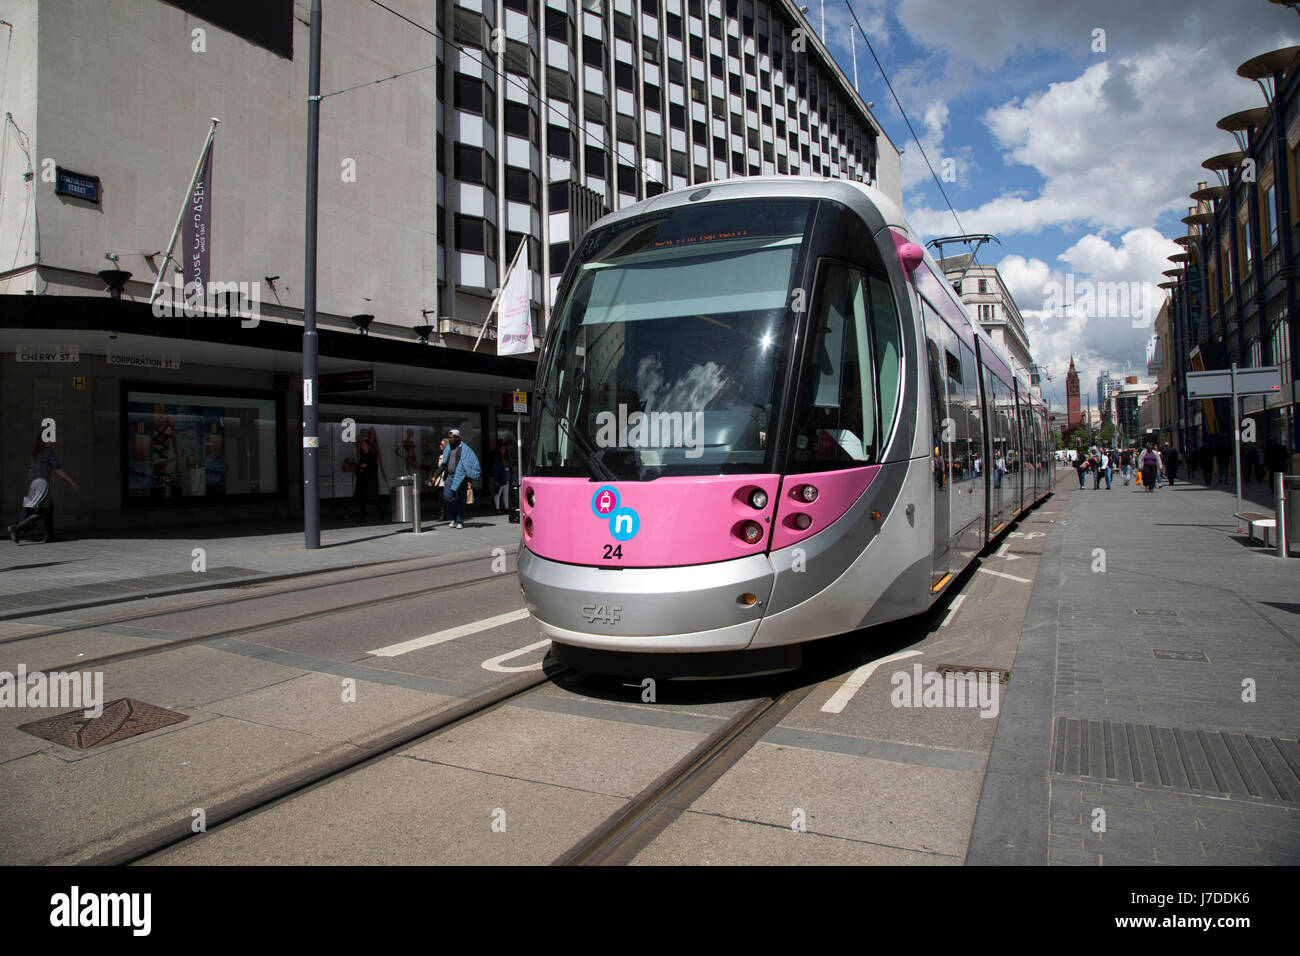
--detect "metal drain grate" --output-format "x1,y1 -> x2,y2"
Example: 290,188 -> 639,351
1051,716 -> 1299,802
19,698 -> 188,750
1134,608 -> 1179,617
935,664 -> 1010,684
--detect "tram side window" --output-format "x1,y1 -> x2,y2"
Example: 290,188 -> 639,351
790,261 -> 876,468
942,330 -> 969,483
867,276 -> 902,453
961,344 -> 982,483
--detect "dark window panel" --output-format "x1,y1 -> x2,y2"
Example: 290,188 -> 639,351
547,124 -> 571,159
549,241 -> 570,274
548,180 -> 569,210
456,215 -> 485,253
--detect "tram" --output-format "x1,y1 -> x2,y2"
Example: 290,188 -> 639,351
517,177 -> 1053,672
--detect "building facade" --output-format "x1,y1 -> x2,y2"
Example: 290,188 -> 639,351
0,0 -> 898,529
938,254 -> 1034,380
1164,43 -> 1299,469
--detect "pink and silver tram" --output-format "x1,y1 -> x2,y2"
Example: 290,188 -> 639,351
517,177 -> 1053,672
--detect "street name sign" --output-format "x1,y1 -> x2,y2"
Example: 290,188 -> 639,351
1186,365 -> 1282,398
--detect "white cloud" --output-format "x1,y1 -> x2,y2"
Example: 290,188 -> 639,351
998,229 -> 1177,409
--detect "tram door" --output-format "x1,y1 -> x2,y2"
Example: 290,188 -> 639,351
925,330 -> 950,589
985,368 -> 1005,530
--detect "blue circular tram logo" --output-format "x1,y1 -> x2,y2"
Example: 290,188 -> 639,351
591,485 -> 639,541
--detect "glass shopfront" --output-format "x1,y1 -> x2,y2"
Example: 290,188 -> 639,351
124,388 -> 280,502
317,404 -> 485,499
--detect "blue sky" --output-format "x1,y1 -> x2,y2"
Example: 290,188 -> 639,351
811,0 -> 1298,414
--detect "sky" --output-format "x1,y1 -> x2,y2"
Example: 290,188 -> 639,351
812,0 -> 1298,415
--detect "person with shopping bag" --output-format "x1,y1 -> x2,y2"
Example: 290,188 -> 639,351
437,429 -> 480,529
10,439 -> 78,543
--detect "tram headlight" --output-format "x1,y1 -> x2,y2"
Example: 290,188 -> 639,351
525,487 -> 535,508
524,516 -> 534,537
792,513 -> 812,531
798,484 -> 819,503
739,521 -> 764,544
748,488 -> 768,510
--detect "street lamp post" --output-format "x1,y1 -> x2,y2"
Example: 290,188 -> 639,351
302,0 -> 322,549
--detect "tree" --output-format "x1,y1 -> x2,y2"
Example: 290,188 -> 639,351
1099,421 -> 1116,443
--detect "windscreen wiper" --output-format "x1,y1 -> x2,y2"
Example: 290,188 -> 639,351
535,386 -> 616,482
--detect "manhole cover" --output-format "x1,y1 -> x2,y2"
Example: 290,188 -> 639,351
935,664 -> 1010,684
18,698 -> 188,750
1152,649 -> 1209,663
1135,608 -> 1179,617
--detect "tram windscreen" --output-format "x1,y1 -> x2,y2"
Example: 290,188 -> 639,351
533,198 -> 814,479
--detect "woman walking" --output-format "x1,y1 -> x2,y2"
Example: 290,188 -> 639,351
9,438 -> 78,543
1139,444 -> 1162,493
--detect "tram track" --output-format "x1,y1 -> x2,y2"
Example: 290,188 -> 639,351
0,545 -> 518,641
553,681 -> 816,865
84,665 -> 569,866
28,568 -> 507,675
86,666 -> 814,867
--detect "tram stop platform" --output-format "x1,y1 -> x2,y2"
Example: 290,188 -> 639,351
968,473 -> 1300,865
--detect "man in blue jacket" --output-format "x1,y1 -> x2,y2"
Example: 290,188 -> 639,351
439,429 -> 480,529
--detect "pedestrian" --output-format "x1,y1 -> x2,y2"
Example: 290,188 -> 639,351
1215,439 -> 1231,485
490,440 -> 510,515
1139,443 -> 1161,493
1120,446 -> 1133,485
1265,439 -> 1289,485
1075,452 -> 1087,489
9,438 -> 78,544
1103,449 -> 1113,489
428,437 -> 449,519
1198,443 -> 1213,485
439,429 -> 480,529
1241,442 -> 1260,485
1165,444 -> 1180,487
353,435 -> 386,523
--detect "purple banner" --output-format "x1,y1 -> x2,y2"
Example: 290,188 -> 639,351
181,141 -> 212,305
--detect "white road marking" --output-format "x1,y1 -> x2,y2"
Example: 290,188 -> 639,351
978,567 -> 1032,584
993,542 -> 1023,561
481,638 -> 551,673
367,608 -> 531,657
940,593 -> 966,628
820,649 -> 923,715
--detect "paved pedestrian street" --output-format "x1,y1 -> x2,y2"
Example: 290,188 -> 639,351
0,473 -> 1294,872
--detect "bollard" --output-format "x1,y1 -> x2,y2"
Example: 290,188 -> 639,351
1278,472 -> 1289,559
411,472 -> 423,534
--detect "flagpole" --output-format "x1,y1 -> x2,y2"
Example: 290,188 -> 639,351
473,238 -> 527,353
149,117 -> 220,304
851,29 -> 858,91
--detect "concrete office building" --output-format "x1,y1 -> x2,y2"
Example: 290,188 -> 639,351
938,254 -> 1035,380
0,0 -> 899,530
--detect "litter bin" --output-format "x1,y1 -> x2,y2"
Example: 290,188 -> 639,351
391,475 -> 414,523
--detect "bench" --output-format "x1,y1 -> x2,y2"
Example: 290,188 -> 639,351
1235,511 -> 1277,547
